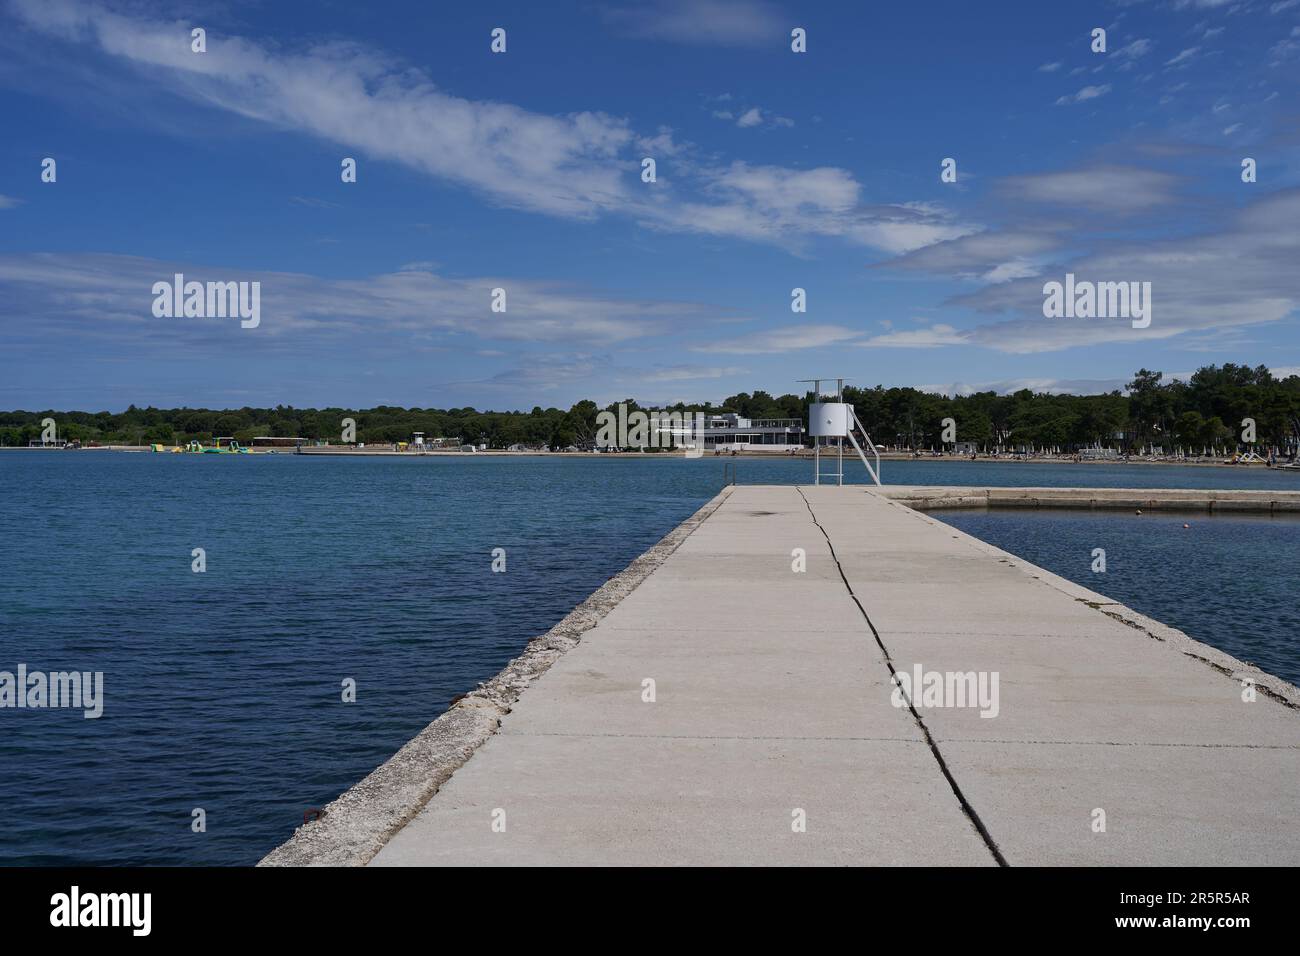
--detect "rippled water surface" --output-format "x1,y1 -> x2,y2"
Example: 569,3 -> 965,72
2,452 -> 1297,864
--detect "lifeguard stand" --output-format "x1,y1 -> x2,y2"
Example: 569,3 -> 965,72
799,377 -> 881,486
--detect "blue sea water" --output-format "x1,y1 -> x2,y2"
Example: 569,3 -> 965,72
1,451 -> 1298,865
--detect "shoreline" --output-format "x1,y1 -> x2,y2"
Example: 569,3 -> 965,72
2,444 -> 1293,470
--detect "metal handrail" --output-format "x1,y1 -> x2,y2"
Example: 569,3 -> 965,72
846,408 -> 882,486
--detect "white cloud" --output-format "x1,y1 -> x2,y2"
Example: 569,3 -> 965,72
982,259 -> 1043,283
0,252 -> 740,350
1008,166 -> 1179,211
690,324 -> 864,354
639,163 -> 978,254
883,230 -> 1061,279
727,106 -> 794,129
714,163 -> 858,213
0,195 -> 22,209
9,0 -> 957,258
1055,84 -> 1112,106
1164,47 -> 1201,66
1038,61 -> 1063,72
11,0 -> 633,219
637,126 -> 682,156
946,189 -> 1300,354
1115,38 -> 1153,59
1269,31 -> 1300,63
859,324 -> 968,349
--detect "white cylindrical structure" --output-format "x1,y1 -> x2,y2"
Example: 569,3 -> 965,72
809,402 -> 850,437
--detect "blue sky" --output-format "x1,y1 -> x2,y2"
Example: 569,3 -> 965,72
2,0 -> 1299,411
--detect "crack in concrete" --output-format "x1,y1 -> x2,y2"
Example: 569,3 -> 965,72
795,486 -> 1010,867
1180,652 -> 1299,711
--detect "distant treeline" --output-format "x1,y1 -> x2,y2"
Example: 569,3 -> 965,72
3,364 -> 1298,452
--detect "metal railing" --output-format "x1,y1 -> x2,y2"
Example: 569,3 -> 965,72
846,408 -> 882,486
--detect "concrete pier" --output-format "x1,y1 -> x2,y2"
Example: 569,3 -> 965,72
266,485 -> 1300,867
882,485 -> 1300,514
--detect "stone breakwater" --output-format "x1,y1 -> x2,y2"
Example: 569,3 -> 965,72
881,486 -> 1300,514
258,489 -> 732,866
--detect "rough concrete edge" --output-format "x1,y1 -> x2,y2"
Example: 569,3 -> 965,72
871,488 -> 1300,711
257,486 -> 735,867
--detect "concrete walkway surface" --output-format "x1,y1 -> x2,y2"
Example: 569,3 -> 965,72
366,485 -> 1299,866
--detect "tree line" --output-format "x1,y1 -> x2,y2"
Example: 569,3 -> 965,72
2,364 -> 1297,453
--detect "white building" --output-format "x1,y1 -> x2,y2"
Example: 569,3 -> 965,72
700,414 -> 805,451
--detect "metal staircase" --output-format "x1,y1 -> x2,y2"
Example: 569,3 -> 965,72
846,407 -> 882,486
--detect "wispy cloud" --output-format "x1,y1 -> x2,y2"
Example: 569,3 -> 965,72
733,106 -> 793,129
882,231 -> 1061,281
0,252 -> 741,351
10,0 -> 632,219
8,0 -> 962,258
690,324 -> 863,354
1055,84 -> 1112,106
638,163 -> 977,254
859,324 -> 968,349
947,189 -> 1300,354
1115,38 -> 1153,60
1164,46 -> 1201,67
1006,166 -> 1180,211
